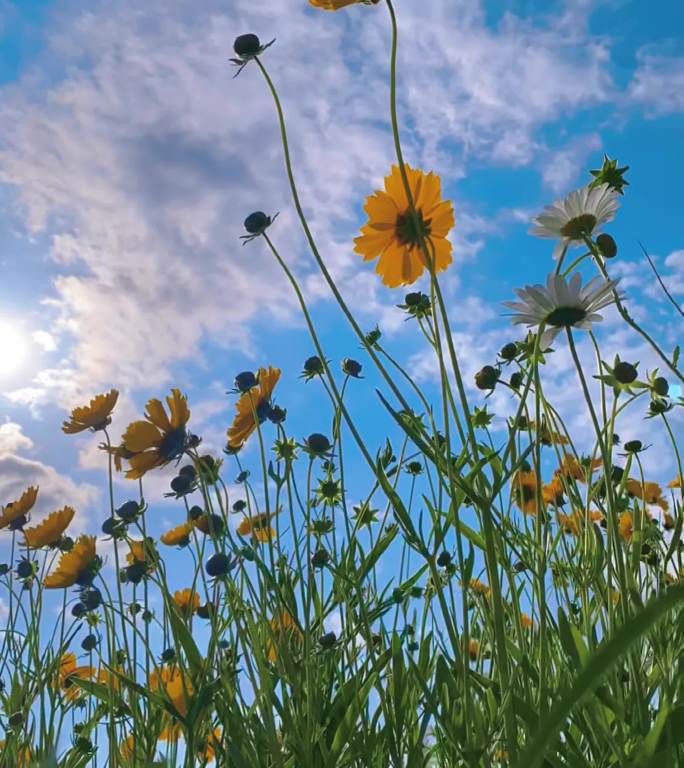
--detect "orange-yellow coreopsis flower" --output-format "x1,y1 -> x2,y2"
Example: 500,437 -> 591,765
354,165 -> 455,288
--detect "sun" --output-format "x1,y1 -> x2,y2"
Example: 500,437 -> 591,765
0,321 -> 28,376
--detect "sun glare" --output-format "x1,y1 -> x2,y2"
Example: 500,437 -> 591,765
0,321 -> 28,376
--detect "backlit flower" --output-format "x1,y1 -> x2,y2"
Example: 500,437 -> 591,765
626,480 -> 668,511
468,579 -> 491,598
619,511 -> 633,542
62,390 -> 119,434
160,522 -> 195,547
44,536 -> 98,589
557,454 -> 602,482
149,666 -> 193,717
521,613 -> 534,630
173,588 -> 201,616
23,507 -> 74,549
667,476 -> 682,489
0,486 -> 38,530
227,367 -> 281,450
531,183 -> 618,259
267,611 -> 303,663
57,652 -> 98,701
121,389 -> 190,479
542,477 -> 565,506
505,272 -> 619,348
237,512 -> 276,543
512,470 -> 538,516
354,165 -> 455,288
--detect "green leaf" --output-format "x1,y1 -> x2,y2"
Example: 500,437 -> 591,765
512,582 -> 684,768
673,345 -> 680,368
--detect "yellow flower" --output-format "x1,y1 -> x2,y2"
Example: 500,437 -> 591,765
0,740 -> 31,766
512,470 -> 538,516
197,728 -> 222,763
667,476 -> 682,489
354,165 -> 455,288
521,613 -> 534,630
0,486 -> 38,530
44,535 -> 98,589
267,611 -> 303,663
626,479 -> 668,511
149,666 -> 193,717
56,652 -> 98,701
468,639 -> 480,661
237,512 -> 276,543
619,511 -> 633,542
160,521 -> 195,547
173,588 -> 201,616
120,735 -> 136,760
557,454 -> 602,482
557,512 -> 579,536
23,506 -> 74,549
542,476 -> 565,506
121,389 -> 190,479
62,389 -> 119,434
468,579 -> 491,598
127,538 -> 157,574
309,0 -> 378,8
227,367 -> 281,451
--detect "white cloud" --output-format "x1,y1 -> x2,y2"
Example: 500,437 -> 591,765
0,420 -> 33,453
0,0 -> 620,407
628,49 -> 684,116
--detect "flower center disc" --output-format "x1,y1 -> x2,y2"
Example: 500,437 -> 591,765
395,210 -> 431,249
546,306 -> 587,328
560,213 -> 597,240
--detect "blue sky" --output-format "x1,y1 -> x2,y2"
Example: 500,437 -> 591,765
0,0 -> 683,602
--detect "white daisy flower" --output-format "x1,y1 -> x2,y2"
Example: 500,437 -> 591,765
504,272 -> 619,347
531,183 -> 619,259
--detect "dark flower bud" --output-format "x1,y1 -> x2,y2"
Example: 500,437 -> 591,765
81,588 -> 102,611
8,712 -> 23,728
653,377 -> 669,397
649,398 -> 670,415
101,517 -> 117,536
243,211 -> 270,235
189,505 -> 204,520
365,326 -> 382,347
436,551 -> 452,568
611,465 -> 624,483
124,561 -> 148,585
311,548 -> 329,568
614,361 -> 637,384
509,372 -> 523,389
268,405 -> 287,424
179,465 -> 197,479
596,233 -> 617,259
206,552 -> 234,578
306,433 -> 331,455
410,586 -> 423,598
0,563 -> 9,576
233,34 -> 261,58
623,440 -> 642,453
170,474 -> 194,496
116,501 -> 140,522
303,356 -> 325,378
232,500 -> 247,513
234,371 -> 257,393
405,292 -> 422,306
236,470 -> 250,483
319,632 -> 337,649
16,559 -> 35,580
81,634 -> 98,652
342,358 -> 363,378
513,560 -> 527,573
59,536 -> 75,552
197,602 -> 214,619
500,343 -> 518,361
392,588 -> 404,604
75,737 -> 93,753
142,609 -> 154,622
406,461 -> 423,476
475,365 -> 499,391
241,545 -> 256,561
71,602 -> 87,619
612,433 -> 621,445
161,648 -> 176,662
129,602 -> 141,615
407,641 -> 419,652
